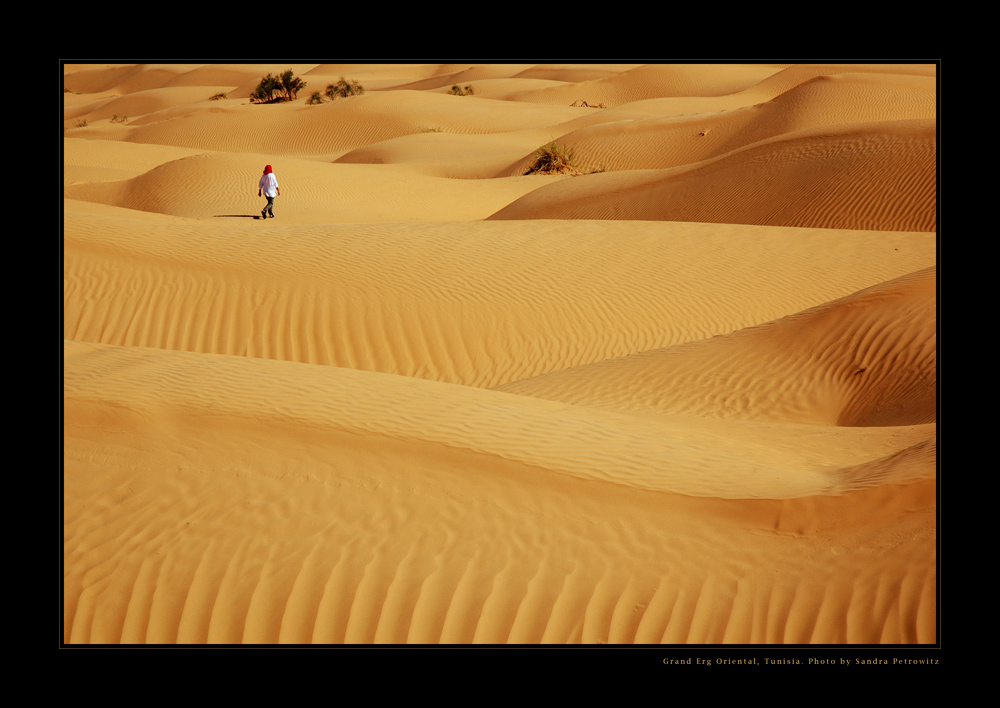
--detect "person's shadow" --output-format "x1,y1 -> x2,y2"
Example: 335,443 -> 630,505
214,214 -> 266,220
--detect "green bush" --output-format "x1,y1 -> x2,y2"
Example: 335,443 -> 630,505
325,77 -> 365,100
279,69 -> 306,100
303,77 -> 365,104
251,73 -> 279,103
251,69 -> 306,103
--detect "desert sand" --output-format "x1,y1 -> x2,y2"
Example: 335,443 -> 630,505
62,62 -> 937,646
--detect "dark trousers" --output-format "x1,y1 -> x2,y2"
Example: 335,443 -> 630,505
263,195 -> 275,216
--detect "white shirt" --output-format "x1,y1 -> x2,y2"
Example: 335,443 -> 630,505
258,172 -> 279,197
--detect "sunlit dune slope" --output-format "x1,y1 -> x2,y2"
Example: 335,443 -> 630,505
496,267 -> 936,428
496,72 -> 936,176
63,62 -> 938,647
63,63 -> 316,97
493,63 -> 788,107
63,207 -> 935,388
68,90 -> 585,158
63,150 -> 543,222
489,119 -> 936,231
64,338 -> 936,643
63,339 -> 934,499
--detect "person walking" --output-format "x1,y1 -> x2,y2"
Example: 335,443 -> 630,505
258,164 -> 281,218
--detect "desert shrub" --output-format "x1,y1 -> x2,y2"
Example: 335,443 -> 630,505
110,113 -> 128,124
526,141 -> 579,175
210,91 -> 228,100
450,84 -> 474,96
307,91 -> 324,105
251,70 -> 306,103
278,69 -> 306,100
75,118 -> 88,128
251,73 -> 280,103
325,77 -> 365,100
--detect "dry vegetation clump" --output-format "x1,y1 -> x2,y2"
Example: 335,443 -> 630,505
526,142 -> 577,175
525,141 -> 606,176
525,142 -> 606,176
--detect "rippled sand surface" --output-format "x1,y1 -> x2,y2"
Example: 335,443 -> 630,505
63,63 -> 937,645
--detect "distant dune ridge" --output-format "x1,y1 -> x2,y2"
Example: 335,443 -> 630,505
63,62 -> 937,645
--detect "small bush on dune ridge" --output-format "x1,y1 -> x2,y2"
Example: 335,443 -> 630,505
251,69 -> 306,104
450,84 -> 474,96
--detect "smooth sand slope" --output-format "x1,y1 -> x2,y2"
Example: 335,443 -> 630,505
63,63 -> 937,645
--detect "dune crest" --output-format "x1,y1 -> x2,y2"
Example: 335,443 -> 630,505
64,63 -> 937,645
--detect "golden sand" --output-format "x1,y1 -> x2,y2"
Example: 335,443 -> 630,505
63,62 -> 937,645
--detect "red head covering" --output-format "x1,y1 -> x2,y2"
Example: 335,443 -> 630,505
263,165 -> 273,174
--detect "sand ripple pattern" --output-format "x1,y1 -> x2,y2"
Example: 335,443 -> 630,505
490,120 -> 936,232
64,213 -> 936,390
496,267 -> 937,428
65,340 -> 936,643
63,63 -> 937,645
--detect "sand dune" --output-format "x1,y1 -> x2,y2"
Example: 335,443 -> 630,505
63,62 -> 938,646
494,71 -> 936,176
495,266 -> 936,427
63,209 -> 934,387
64,339 -> 935,644
489,119 -> 936,231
